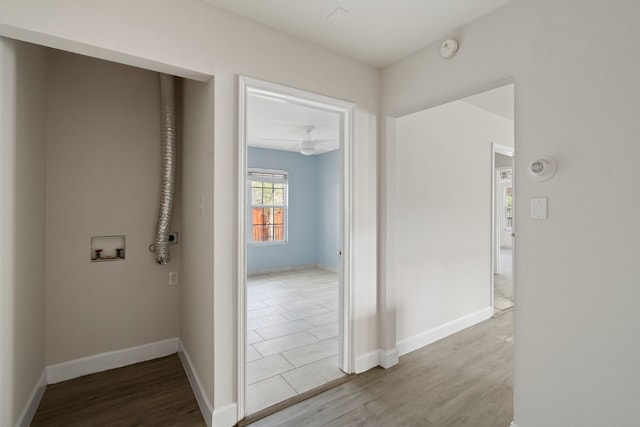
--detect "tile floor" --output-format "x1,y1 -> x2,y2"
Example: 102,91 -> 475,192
495,248 -> 514,311
245,268 -> 345,415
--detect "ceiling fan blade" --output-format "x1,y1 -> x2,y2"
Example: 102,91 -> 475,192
262,138 -> 300,142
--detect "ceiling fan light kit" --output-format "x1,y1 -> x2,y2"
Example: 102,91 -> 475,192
300,139 -> 315,155
300,125 -> 316,155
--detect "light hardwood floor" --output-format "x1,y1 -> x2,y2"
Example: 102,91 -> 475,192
248,309 -> 514,427
32,309 -> 513,426
31,354 -> 206,426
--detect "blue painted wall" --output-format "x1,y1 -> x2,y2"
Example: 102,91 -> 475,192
247,147 -> 339,274
316,150 -> 340,269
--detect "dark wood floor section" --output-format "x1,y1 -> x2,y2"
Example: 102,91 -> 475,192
249,309 -> 514,427
31,354 -> 206,427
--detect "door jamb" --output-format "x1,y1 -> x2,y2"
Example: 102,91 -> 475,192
237,76 -> 355,419
491,143 -> 514,309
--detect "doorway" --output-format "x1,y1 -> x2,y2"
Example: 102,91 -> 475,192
237,77 -> 354,418
492,145 -> 515,312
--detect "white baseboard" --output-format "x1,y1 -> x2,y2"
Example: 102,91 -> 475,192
378,347 -> 399,369
15,370 -> 46,427
247,264 -> 317,277
354,350 -> 380,374
355,347 -> 400,373
213,403 -> 238,427
247,263 -> 338,277
46,338 -> 179,384
397,307 -> 494,356
315,263 -> 339,273
510,422 -> 520,427
178,342 -> 213,427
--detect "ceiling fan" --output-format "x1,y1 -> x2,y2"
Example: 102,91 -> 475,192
300,126 -> 316,155
262,125 -> 336,156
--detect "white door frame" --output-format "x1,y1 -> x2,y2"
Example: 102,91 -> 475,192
491,143 -> 514,309
237,76 -> 355,418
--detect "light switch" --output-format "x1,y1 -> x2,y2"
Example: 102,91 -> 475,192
531,197 -> 547,219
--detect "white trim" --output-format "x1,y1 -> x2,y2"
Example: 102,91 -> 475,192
315,263 -> 339,274
510,423 -> 520,427
46,338 -> 179,384
247,263 -> 339,277
213,403 -> 238,427
492,142 -> 515,309
0,24 -> 212,82
178,342 -> 214,427
354,350 -> 381,374
378,348 -> 400,369
237,76 -> 249,419
397,307 -> 494,356
238,76 -> 355,418
247,264 -> 317,277
339,93 -> 355,376
15,370 -> 46,427
489,142 -> 515,307
352,347 -> 400,373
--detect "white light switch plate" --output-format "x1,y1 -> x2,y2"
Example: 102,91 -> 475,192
531,197 -> 548,219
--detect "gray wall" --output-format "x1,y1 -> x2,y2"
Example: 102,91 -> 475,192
316,150 -> 340,270
495,152 -> 512,167
45,50 -> 181,365
383,1 -> 640,425
394,100 -> 513,353
181,77 -> 215,412
0,37 -> 47,427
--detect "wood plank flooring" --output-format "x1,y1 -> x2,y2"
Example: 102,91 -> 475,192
31,309 -> 513,427
31,354 -> 206,427
248,309 -> 514,427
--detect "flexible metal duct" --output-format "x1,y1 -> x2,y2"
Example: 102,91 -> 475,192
149,73 -> 176,265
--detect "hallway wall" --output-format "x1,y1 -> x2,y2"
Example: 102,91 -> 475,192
383,1 -> 640,425
394,100 -> 513,354
0,37 -> 47,427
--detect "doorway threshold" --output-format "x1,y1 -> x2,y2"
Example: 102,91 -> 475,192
238,374 -> 356,426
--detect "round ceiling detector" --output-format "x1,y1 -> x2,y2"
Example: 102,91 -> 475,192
440,39 -> 459,59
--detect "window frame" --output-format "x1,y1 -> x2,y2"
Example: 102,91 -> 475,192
247,168 -> 289,245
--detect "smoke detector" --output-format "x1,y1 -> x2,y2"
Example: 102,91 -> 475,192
440,39 -> 459,59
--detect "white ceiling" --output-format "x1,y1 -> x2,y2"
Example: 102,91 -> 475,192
203,0 -> 513,67
462,84 -> 514,120
248,84 -> 513,155
230,1 -> 514,154
247,93 -> 341,155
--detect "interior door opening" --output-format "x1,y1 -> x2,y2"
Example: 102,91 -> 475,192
237,77 -> 354,419
493,146 -> 515,313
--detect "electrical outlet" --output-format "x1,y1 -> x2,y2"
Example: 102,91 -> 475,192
169,272 -> 178,286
